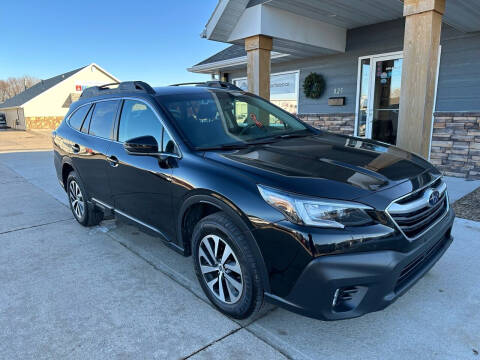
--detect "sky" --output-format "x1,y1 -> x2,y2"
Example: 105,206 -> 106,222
0,0 -> 227,85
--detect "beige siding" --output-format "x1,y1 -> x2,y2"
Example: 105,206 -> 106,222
22,64 -> 118,118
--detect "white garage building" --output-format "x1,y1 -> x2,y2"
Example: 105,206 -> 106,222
0,63 -> 119,130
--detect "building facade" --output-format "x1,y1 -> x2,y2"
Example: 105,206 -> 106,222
189,0 -> 480,179
0,63 -> 119,130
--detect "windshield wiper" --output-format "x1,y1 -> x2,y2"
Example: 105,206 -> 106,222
272,132 -> 311,139
196,143 -> 249,151
244,138 -> 279,145
196,133 -> 310,151
248,131 -> 312,143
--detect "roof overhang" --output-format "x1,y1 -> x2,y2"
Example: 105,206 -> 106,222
203,0 -> 480,50
204,2 -> 347,56
188,52 -> 290,74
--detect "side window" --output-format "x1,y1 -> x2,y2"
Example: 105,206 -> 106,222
88,100 -> 119,139
68,105 -> 91,131
118,100 -> 163,147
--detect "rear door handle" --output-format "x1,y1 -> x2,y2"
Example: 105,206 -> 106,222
71,144 -> 80,153
107,155 -> 119,167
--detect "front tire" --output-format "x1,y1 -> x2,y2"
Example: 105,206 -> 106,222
67,171 -> 103,227
192,212 -> 263,319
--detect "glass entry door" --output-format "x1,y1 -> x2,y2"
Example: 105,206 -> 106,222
356,52 -> 403,145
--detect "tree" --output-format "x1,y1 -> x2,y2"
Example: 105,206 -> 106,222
0,76 -> 40,103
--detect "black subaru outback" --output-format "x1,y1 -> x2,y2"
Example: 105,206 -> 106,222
53,81 -> 454,320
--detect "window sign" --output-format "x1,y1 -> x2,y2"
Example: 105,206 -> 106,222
233,71 -> 298,114
270,73 -> 297,101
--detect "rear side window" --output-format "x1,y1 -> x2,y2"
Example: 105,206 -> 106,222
88,100 -> 119,139
118,100 -> 163,146
68,105 -> 91,131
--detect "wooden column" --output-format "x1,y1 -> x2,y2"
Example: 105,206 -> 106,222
397,0 -> 445,158
245,35 -> 272,99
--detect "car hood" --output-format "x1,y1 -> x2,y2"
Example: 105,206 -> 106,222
204,132 -> 440,201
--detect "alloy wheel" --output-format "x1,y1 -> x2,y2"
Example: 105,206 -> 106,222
69,180 -> 85,219
198,234 -> 244,304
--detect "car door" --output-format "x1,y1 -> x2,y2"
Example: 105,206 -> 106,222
69,100 -> 120,204
106,98 -> 176,240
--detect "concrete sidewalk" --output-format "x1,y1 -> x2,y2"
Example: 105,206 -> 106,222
0,151 -> 479,360
0,163 -> 285,359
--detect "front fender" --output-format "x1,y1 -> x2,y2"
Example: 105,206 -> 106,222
177,191 -> 271,293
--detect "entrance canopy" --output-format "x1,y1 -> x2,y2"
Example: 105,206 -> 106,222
203,0 -> 480,58
196,0 -> 480,159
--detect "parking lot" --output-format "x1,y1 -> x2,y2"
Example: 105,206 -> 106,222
0,149 -> 479,359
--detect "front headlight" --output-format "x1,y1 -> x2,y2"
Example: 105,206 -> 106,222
257,184 -> 373,229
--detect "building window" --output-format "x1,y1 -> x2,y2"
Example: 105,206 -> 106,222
233,71 -> 299,115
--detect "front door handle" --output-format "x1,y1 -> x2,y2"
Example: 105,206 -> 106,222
107,155 -> 119,167
71,144 -> 80,153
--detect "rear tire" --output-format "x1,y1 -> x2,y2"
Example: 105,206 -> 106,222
67,171 -> 103,227
192,212 -> 263,319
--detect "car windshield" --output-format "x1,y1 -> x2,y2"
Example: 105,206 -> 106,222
157,90 -> 313,149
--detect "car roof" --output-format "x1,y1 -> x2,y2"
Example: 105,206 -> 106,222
153,86 -> 237,96
69,81 -> 245,112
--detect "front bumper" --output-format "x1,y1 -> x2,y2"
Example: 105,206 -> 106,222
264,208 -> 454,320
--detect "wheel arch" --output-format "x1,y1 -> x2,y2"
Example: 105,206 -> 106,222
177,192 -> 271,292
61,157 -> 76,190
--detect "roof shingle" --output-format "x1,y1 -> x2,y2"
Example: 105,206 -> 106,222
0,66 -> 86,109
195,45 -> 246,66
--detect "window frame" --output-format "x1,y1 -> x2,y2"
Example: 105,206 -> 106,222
86,99 -> 121,140
81,103 -> 94,134
66,103 -> 92,132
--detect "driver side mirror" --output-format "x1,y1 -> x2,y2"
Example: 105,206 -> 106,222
123,135 -> 158,154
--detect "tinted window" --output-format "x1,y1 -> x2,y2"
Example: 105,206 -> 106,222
159,91 -> 310,149
68,105 -> 91,131
118,100 -> 163,147
88,100 -> 119,139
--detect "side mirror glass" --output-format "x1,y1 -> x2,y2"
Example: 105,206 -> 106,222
123,135 -> 158,154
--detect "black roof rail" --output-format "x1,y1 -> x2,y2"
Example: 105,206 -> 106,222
169,81 -> 243,91
170,82 -> 205,87
80,81 -> 156,98
203,81 -> 243,91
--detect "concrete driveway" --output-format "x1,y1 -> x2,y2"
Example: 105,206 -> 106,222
0,150 -> 479,360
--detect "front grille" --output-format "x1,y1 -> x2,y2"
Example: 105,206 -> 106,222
387,179 -> 448,239
394,234 -> 450,292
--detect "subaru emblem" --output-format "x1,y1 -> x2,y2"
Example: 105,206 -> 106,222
429,190 -> 440,207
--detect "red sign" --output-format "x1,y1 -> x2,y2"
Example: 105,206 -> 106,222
75,85 -> 82,91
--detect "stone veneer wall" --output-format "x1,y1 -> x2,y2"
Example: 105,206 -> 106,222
25,116 -> 64,130
297,113 -> 355,135
298,112 -> 480,179
430,112 -> 480,179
